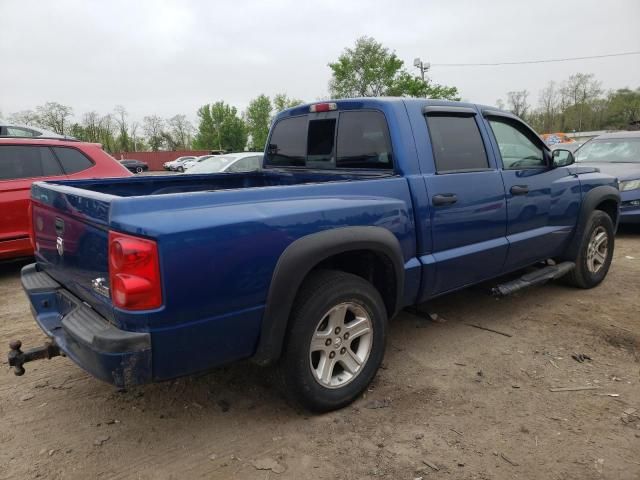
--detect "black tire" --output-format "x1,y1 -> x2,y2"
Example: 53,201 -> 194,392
279,270 -> 388,412
135,166 -> 143,173
177,166 -> 184,172
564,210 -> 614,288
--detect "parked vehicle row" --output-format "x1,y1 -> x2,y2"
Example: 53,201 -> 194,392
185,152 -> 263,174
164,152 -> 263,173
163,156 -> 196,172
9,98 -> 622,413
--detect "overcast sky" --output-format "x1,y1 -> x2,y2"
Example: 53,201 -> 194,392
1,0 -> 639,123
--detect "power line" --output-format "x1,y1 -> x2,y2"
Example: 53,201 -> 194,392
430,51 -> 640,67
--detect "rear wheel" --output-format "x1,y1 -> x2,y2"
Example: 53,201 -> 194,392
135,166 -> 143,173
279,270 -> 387,412
177,166 -> 184,172
564,210 -> 614,288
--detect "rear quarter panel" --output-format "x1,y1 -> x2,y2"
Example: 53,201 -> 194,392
108,176 -> 418,380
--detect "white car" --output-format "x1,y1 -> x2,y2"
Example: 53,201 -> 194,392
182,154 -> 217,171
163,156 -> 196,171
185,152 -> 263,174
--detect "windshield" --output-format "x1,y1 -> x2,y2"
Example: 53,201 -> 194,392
576,138 -> 640,163
187,155 -> 236,173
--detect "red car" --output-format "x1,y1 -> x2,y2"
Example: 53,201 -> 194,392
0,138 -> 131,260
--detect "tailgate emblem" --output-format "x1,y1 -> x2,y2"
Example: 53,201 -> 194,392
56,237 -> 64,256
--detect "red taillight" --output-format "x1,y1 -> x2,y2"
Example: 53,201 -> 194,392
309,102 -> 337,113
108,231 -> 162,310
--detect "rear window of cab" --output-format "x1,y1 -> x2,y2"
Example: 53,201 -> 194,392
266,110 -> 393,170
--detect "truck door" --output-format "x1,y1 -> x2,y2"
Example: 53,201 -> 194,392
419,107 -> 508,295
482,112 -> 581,270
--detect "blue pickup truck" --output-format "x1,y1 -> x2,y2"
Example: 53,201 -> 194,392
10,98 -> 620,412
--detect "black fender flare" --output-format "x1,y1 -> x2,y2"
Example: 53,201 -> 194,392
562,185 -> 620,260
252,226 -> 405,365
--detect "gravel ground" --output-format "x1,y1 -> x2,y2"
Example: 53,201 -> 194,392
1,228 -> 639,480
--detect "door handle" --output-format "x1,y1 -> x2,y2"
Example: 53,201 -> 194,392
432,193 -> 458,206
510,185 -> 529,195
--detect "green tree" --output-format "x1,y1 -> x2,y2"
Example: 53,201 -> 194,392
66,111 -> 117,153
168,114 -> 194,150
98,114 -> 117,153
245,95 -> 272,150
194,101 -> 246,151
68,123 -> 86,140
220,114 -> 247,152
194,104 -> 216,149
506,90 -> 529,119
273,93 -> 303,113
606,88 -> 640,129
114,105 -> 130,153
328,36 -> 459,100
560,73 -> 602,131
36,102 -> 73,134
143,115 -> 166,151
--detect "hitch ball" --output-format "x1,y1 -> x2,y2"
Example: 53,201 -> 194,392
8,340 -> 25,376
7,339 -> 61,377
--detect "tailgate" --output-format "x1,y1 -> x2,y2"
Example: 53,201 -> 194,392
31,182 -> 115,323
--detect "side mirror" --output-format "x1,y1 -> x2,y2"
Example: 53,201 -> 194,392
552,148 -> 575,168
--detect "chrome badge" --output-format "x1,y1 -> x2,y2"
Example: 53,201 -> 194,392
56,237 -> 64,256
91,277 -> 110,297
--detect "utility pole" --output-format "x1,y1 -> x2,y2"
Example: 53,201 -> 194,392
413,57 -> 431,82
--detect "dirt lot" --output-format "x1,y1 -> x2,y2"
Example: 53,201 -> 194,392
1,230 -> 639,480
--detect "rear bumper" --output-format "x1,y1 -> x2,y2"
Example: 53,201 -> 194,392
21,263 -> 152,387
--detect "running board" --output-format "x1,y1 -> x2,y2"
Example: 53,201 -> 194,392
492,262 -> 575,297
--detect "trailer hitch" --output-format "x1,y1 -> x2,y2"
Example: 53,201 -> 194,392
8,340 -> 62,376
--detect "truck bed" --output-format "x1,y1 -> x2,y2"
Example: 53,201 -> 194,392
55,170 -> 389,197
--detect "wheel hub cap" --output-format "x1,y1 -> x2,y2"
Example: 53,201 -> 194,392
586,226 -> 608,274
309,302 -> 373,389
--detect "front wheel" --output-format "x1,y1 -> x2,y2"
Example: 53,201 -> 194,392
279,270 -> 387,412
564,210 -> 615,288
135,166 -> 143,173
177,166 -> 184,172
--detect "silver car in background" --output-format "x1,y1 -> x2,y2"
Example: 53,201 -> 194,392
185,152 -> 263,174
163,156 -> 196,171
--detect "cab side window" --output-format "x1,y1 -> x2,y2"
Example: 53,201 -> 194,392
488,119 -> 545,169
426,114 -> 489,173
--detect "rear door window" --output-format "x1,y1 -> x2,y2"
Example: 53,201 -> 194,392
426,115 -> 489,173
52,147 -> 94,174
266,110 -> 393,170
0,145 -> 63,180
